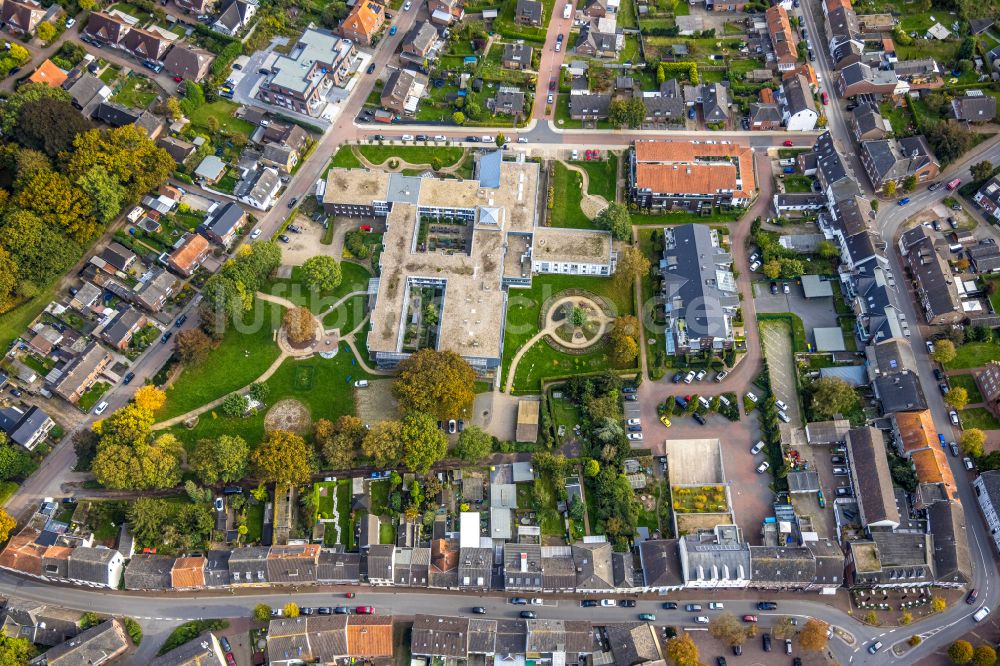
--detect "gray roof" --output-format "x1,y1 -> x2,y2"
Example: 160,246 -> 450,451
540,548 -> 576,590
813,132 -> 857,200
494,86 -> 525,116
805,419 -> 851,444
267,615 -> 348,663
124,554 -> 174,590
31,619 -> 128,666
852,103 -> 889,137
643,79 -> 685,121
787,470 -> 820,492
952,93 -> 997,122
569,92 -> 611,118
458,547 -> 491,588
927,500 -> 972,586
229,546 -> 269,584
66,73 -> 109,115
572,541 -> 614,590
102,306 -> 144,347
525,619 -> 592,654
605,622 -> 662,665
409,21 -> 438,53
874,370 -> 926,412
515,0 -> 543,21
612,551 -> 635,588
367,543 -> 394,580
317,550 -> 360,583
392,546 -> 430,587
204,550 -> 230,587
908,235 -> 959,318
702,83 -> 729,121
494,619 -> 527,657
3,605 -> 82,647
750,102 -> 782,124
502,42 -> 532,64
749,546 -> 816,585
638,539 -> 681,588
680,534 -> 751,584
468,618 -> 498,655
265,545 -> 318,584
0,405 -> 51,448
977,471 -> 1000,510
807,539 -> 845,587
847,427 -> 900,527
67,547 -> 120,585
866,338 -> 916,379
781,73 -> 816,115
199,202 -> 245,241
411,615 -> 469,658
150,634 -> 224,665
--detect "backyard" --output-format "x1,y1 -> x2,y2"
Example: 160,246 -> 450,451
945,342 -> 1000,370
960,407 -> 1000,431
188,100 -> 256,138
948,373 -> 983,404
111,75 -> 159,109
549,162 -> 592,229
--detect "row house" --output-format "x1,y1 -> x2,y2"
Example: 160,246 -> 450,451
765,5 -> 798,71
903,231 -> 962,325
836,62 -> 901,98
859,135 -> 939,190
779,73 -> 818,131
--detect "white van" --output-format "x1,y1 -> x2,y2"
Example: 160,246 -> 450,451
718,395 -> 730,407
778,410 -> 791,423
563,2 -> 572,17
698,396 -> 710,409
750,440 -> 765,455
974,607 -> 991,622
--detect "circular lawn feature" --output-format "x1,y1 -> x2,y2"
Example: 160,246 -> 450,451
264,398 -> 312,434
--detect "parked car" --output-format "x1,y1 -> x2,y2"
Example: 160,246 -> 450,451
694,616 -> 710,624
626,418 -> 641,425
832,467 -> 849,476
639,613 -> 656,621
510,597 -> 528,605
250,228 -> 262,239
520,611 -> 536,619
220,637 -> 232,653
65,16 -> 76,27
672,371 -> 685,383
967,589 -> 979,604
964,457 -> 975,470
821,92 -> 829,105
742,614 -> 757,623
122,371 -> 135,385
757,602 -> 777,610
750,441 -> 765,455
627,432 -> 644,440
950,410 -> 960,426
683,371 -> 696,384
334,607 -> 351,614
662,602 -> 678,609
715,370 -> 728,382
785,639 -> 793,655
278,234 -> 290,243
355,606 -> 374,614
619,600 -> 636,607
708,602 -> 724,610
763,633 -> 772,652
692,412 -> 707,426
627,425 -> 642,433
835,486 -> 852,497
448,419 -> 457,434
933,368 -> 944,380
685,604 -> 702,612
750,260 -> 761,272
745,391 -> 758,403
974,607 -> 991,622
354,380 -> 369,388
366,63 -> 376,74
770,281 -> 779,294
783,139 -> 794,147
160,331 -> 173,344
756,461 -> 770,473
898,197 -> 911,205
950,442 -> 960,457
581,600 -> 599,607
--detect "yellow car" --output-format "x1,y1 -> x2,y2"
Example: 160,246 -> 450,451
659,416 -> 671,427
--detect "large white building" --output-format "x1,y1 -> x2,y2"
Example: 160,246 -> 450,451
974,471 -> 1000,554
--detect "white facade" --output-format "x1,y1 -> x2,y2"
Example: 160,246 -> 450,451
974,474 -> 1000,554
784,107 -> 818,132
531,258 -> 614,276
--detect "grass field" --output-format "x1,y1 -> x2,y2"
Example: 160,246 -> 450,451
570,154 -> 619,202
783,175 -> 814,193
111,75 -> 158,109
156,301 -> 285,421
945,342 -> 1000,370
327,146 -> 363,172
264,262 -> 371,315
78,382 -> 111,413
357,145 -> 465,167
323,294 -> 367,334
549,162 -> 593,229
512,338 -> 635,394
188,100 -> 255,138
244,502 -> 264,544
961,407 -> 1000,430
948,374 -> 984,404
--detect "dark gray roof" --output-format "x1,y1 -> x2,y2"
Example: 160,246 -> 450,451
750,102 -> 781,124
100,242 -> 135,272
572,541 -> 614,590
612,551 -> 635,589
977,471 -> 1000,510
0,405 -> 51,448
861,139 -> 898,182
807,539 -> 845,587
408,21 -> 439,53
749,546 -> 816,584
775,193 -> 825,208
411,615 -> 469,658
392,546 -> 430,587
638,540 -> 681,588
366,543 -> 394,581
952,94 -> 996,122
32,619 -> 128,666
204,549 -> 231,587
267,615 -> 348,664
502,42 -> 532,64
813,132 -> 859,202
874,370 -> 926,412
494,619 -> 527,657
3,605 -> 81,647
468,618 -> 497,655
569,92 -> 611,118
317,550 -> 360,583
458,547 -> 491,588
503,543 -> 542,590
866,338 -> 916,376
66,547 -> 120,585
229,546 -> 269,584
150,634 -> 223,666
102,306 -> 144,347
123,554 -> 174,590
702,83 -> 729,121
605,622 -> 662,666
515,0 -> 543,21
494,87 -> 525,115
540,551 -> 576,590
899,224 -> 929,253
781,74 -> 816,115
92,101 -> 140,127
265,545 -> 318,584
847,427 -> 900,527
842,231 -> 879,266
852,102 -> 888,137
928,500 -> 972,586
198,202 -> 245,241
908,236 -> 959,318
525,619 -> 592,654
680,536 -> 751,583
643,79 -> 685,121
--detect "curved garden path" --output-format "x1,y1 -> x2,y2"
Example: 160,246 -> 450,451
351,146 -> 471,175
558,160 -> 609,220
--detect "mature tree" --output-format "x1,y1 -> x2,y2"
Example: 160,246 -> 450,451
165,97 -> 183,120
454,425 -> 493,462
972,645 -> 997,666
35,21 -> 56,42
595,203 -> 632,241
961,429 -> 986,458
0,508 -> 15,543
884,180 -> 897,197
93,403 -> 155,449
14,97 -> 93,157
92,434 -> 183,490
972,160 -> 995,183
251,430 -> 314,486
932,596 -> 947,612
903,174 -> 918,192
362,420 -> 403,467
283,603 -> 300,618
452,111 -> 465,125
394,349 -> 476,420
609,315 -> 641,366
0,246 -> 15,309
13,168 -> 96,243
608,99 -> 630,129
816,240 -> 839,259
253,604 -> 272,621
127,496 -> 170,546
0,444 -> 33,481
301,255 -> 342,292
584,459 -> 600,477
77,166 -> 127,224
0,634 -> 36,664
949,640 -> 974,664
613,246 -> 650,290
0,209 -> 80,293
283,306 -> 316,345
664,632 -> 701,666
925,120 -> 973,165
945,386 -> 969,411
72,429 -> 99,470
763,259 -> 782,279
810,376 -> 858,419
176,328 -> 213,365
191,435 -> 250,484
799,618 -> 829,652
495,133 -> 506,147
779,257 -> 804,279
400,411 -> 448,474
931,339 -> 957,365
317,415 -> 365,469
132,386 -> 166,413
0,82 -> 72,133
65,125 -> 174,202
709,613 -> 747,646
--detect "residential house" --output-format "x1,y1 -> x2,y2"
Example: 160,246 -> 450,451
850,103 -> 891,141
639,78 -> 686,128
150,633 -> 227,666
1,0 -> 45,35
267,616 -> 349,665
123,26 -> 169,62
976,361 -> 1000,422
1,605 -> 83,647
502,43 -> 532,70
367,544 -> 394,585
458,547 -> 491,591
700,83 -> 730,123
873,371 -> 926,412
266,544 -> 320,585
637,539 -> 683,592
974,471 -> 1000,554
658,224 -> 739,355
167,233 -> 211,277
339,0 -> 385,45
428,0 -> 463,24
174,0 -> 215,14
967,241 -> 1000,273
257,29 -> 357,117
904,233 -> 962,325
411,615 -> 469,660
572,541 -> 614,592
213,0 -> 257,36
429,538 -> 459,589
48,342 -> 112,404
197,203 -> 247,248
493,86 -> 526,117
29,60 -> 68,88
84,11 -> 131,47
66,547 -> 125,588
846,427 -> 900,529
525,619 -> 592,663
100,306 -> 146,351
163,44 -> 214,82
576,17 -> 620,58
237,167 -> 281,210
779,73 -> 818,131
70,281 -> 102,314
748,546 -> 818,591
678,527 -> 751,588
974,177 -> 1000,223
951,90 -> 997,123
92,101 -> 141,128
124,554 -> 175,590
749,88 -> 782,130
317,551 -> 361,584
99,241 -> 137,275
846,531 -> 934,588
514,0 -> 543,26
836,62 -> 900,97
261,122 -> 310,153
29,619 -> 129,666
261,143 -> 298,173
157,135 -> 197,164
229,546 -> 269,585
568,91 -> 611,121
503,543 -> 542,592
194,155 -> 227,184
0,405 -> 53,450
584,0 -> 607,17
540,546 -> 576,592
603,623 -> 663,666
766,5 -> 798,71
380,68 -> 428,115
892,58 -> 941,91
927,500 -> 972,588
401,21 -> 440,65
859,135 -> 939,190
628,139 -> 757,210
66,73 -> 112,117
392,547 -> 430,587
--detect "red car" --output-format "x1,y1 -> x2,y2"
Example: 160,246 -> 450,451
742,614 -> 758,623
225,653 -> 236,666
356,606 -> 375,614
173,76 -> 183,82
782,140 -> 794,147
345,592 -> 356,598
549,79 -> 556,91
821,92 -> 829,105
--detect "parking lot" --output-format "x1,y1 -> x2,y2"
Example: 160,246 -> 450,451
759,321 -> 802,426
669,617 -> 826,666
753,280 -> 839,347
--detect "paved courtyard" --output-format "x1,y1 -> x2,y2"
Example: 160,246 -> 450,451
759,321 -> 802,426
753,280 -> 839,349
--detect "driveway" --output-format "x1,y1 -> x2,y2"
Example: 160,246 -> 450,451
759,320 -> 802,426
280,215 -> 335,265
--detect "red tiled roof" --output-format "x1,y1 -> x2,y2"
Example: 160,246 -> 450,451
632,140 -> 757,200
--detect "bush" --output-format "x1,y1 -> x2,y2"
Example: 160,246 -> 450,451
123,617 -> 143,645
158,620 -> 228,656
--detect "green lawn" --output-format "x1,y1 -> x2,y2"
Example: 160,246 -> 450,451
570,154 -> 619,202
156,301 -> 285,421
244,502 -> 264,544
549,162 -> 593,229
78,381 -> 111,413
948,374 -> 984,404
111,75 -> 158,109
356,145 -> 465,168
327,146 -> 362,172
99,64 -> 120,85
0,271 -> 63,352
188,100 -> 255,138
632,208 -> 744,225
370,479 -> 389,514
323,294 -> 366,334
264,262 -> 371,315
945,342 -> 1000,370
502,274 -> 637,385
315,481 -> 337,520
549,394 -> 582,446
512,338 -> 635,394
960,407 -> 1000,430
379,521 -> 396,544
783,175 -> 814,193
336,479 -> 353,547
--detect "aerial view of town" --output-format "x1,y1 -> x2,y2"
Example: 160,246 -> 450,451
0,0 -> 999,661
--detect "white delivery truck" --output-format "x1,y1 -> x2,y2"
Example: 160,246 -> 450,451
563,2 -> 572,18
